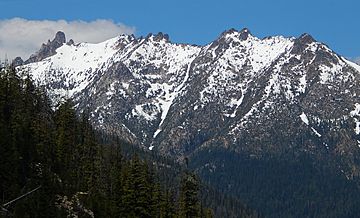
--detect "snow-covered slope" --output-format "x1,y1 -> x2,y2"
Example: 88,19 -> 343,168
344,58 -> 360,73
25,36 -> 122,102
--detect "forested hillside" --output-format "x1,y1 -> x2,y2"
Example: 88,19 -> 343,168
0,66 -> 257,217
190,147 -> 360,217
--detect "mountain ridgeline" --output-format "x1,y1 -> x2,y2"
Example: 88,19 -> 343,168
13,28 -> 360,217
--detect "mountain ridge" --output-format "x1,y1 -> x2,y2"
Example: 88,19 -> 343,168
18,28 -> 360,172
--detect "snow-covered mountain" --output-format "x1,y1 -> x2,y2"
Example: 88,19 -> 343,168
18,28 -> 360,179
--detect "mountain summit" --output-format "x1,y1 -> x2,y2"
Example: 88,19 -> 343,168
24,31 -> 72,64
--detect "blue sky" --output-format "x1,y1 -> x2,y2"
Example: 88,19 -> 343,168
0,0 -> 359,60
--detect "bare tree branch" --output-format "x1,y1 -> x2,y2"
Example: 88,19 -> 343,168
2,186 -> 42,208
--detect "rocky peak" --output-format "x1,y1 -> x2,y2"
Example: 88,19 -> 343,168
218,28 -> 237,41
66,39 -> 75,46
25,31 -> 67,64
113,34 -> 136,50
146,32 -> 170,42
221,28 -> 237,35
54,31 -> 66,44
297,33 -> 316,45
239,28 -> 251,40
290,33 -> 317,55
219,28 -> 252,41
125,34 -> 136,42
12,57 -> 24,67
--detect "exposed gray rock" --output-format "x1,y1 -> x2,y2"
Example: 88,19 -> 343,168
12,56 -> 24,67
25,31 -> 66,64
67,39 -> 75,46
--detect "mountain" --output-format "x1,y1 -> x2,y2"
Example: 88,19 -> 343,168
18,28 -> 360,216
19,29 -> 360,158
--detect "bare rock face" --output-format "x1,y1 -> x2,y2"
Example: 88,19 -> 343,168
25,31 -> 67,64
12,57 -> 24,67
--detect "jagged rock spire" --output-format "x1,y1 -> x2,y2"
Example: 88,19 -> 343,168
25,31 -> 67,64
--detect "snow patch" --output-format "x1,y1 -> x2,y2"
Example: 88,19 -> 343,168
152,57 -> 197,138
350,103 -> 360,134
122,82 -> 130,89
298,74 -> 307,93
318,62 -> 345,84
228,88 -> 246,118
323,142 -> 329,149
344,58 -> 360,73
311,127 -> 322,137
265,73 -> 281,95
350,103 -> 360,117
305,42 -> 318,53
132,104 -> 158,121
300,112 -> 309,125
153,129 -> 162,138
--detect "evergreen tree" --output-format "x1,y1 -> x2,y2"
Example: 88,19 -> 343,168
0,67 -> 22,215
53,99 -> 79,195
179,171 -> 201,218
162,189 -> 177,218
0,67 -> 57,217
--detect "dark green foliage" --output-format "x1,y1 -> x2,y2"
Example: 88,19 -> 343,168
191,147 -> 360,218
0,67 -> 57,217
199,182 -> 257,218
0,67 -> 225,217
179,171 -> 201,218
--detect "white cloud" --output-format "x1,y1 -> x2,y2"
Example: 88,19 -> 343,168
0,18 -> 136,60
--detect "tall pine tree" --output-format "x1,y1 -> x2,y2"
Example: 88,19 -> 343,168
179,171 -> 201,218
